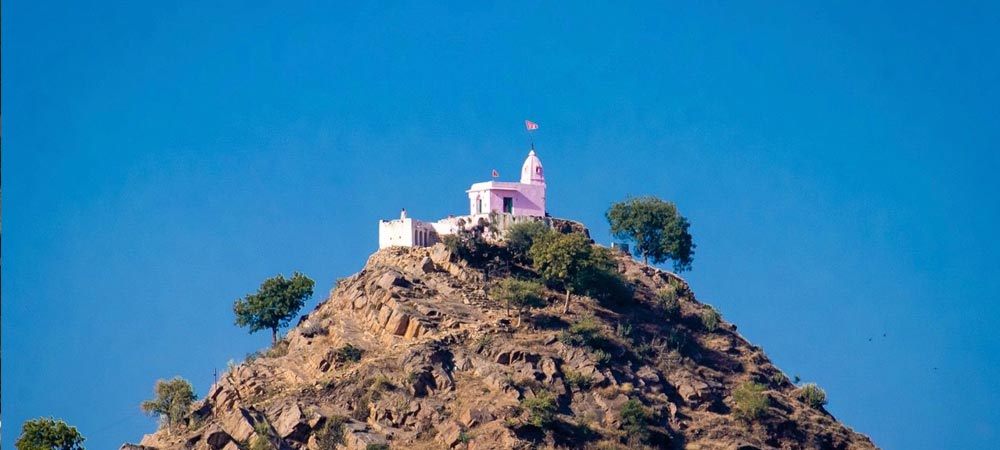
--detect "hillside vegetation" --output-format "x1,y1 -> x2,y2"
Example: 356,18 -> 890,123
126,220 -> 877,450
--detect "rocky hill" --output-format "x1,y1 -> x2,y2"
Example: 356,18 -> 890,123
128,225 -> 879,450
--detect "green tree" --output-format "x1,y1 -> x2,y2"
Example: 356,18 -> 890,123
234,272 -> 315,343
140,376 -> 197,429
504,221 -> 551,262
606,196 -> 695,271
492,278 -> 547,326
529,232 -> 611,314
15,418 -> 85,450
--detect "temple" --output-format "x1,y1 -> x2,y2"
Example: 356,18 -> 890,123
378,150 -> 548,249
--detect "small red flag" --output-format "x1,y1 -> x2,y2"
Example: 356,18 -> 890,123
492,169 -> 499,177
525,120 -> 539,131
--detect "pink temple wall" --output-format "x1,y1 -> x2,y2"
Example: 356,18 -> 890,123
468,183 -> 545,217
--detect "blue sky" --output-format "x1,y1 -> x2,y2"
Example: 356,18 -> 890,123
3,2 -> 999,449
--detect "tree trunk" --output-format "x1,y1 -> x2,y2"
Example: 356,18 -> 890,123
643,252 -> 649,266
516,311 -> 522,328
271,328 -> 278,344
563,289 -> 572,314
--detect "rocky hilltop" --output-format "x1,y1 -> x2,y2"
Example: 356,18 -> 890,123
129,225 -> 878,450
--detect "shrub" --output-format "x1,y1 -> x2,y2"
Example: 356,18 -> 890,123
300,320 -> 327,338
559,316 -> 605,348
250,422 -> 274,450
732,382 -> 770,421
492,278 -> 547,327
520,390 -> 558,427
352,399 -> 372,421
619,399 -> 651,442
565,370 -> 594,391
366,444 -> 390,450
656,287 -> 680,318
335,344 -> 363,363
700,305 -> 721,332
371,375 -> 396,392
769,372 -> 790,387
505,221 -> 551,261
264,339 -> 289,358
795,383 -> 827,409
140,377 -> 197,429
314,416 -> 347,447
664,329 -> 688,352
667,277 -> 689,298
615,321 -> 634,340
476,334 -> 494,351
592,349 -> 612,367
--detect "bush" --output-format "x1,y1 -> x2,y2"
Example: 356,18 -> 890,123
314,416 -> 347,447
769,372 -> 790,387
565,370 -> 594,391
335,344 -> 363,363
371,375 -> 396,393
265,339 -> 289,358
505,221 -> 551,261
492,278 -> 547,327
250,422 -> 274,450
615,321 -> 634,340
619,399 -> 651,442
656,287 -> 680,318
732,382 -> 770,421
520,390 -> 558,427
140,377 -> 197,429
700,305 -> 721,332
558,316 -> 605,348
592,349 -> 612,367
664,328 -> 688,352
300,320 -> 327,338
667,277 -> 689,298
366,444 -> 390,450
795,383 -> 827,409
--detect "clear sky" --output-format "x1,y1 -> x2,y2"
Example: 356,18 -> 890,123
3,2 -> 999,449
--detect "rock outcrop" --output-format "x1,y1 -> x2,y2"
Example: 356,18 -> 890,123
126,230 -> 879,450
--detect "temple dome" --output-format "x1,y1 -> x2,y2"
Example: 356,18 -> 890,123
520,150 -> 545,185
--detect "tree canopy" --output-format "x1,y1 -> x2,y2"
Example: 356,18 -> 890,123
504,220 -> 550,262
529,231 -> 611,314
15,418 -> 86,450
606,196 -> 695,271
492,277 -> 547,326
140,376 -> 197,429
234,272 -> 315,343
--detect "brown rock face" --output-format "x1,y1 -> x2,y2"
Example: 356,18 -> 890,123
126,236 -> 879,450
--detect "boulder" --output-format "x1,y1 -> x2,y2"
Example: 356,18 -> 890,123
460,407 -> 495,428
203,427 -> 232,450
218,408 -> 257,443
272,403 -> 310,442
435,419 -> 465,448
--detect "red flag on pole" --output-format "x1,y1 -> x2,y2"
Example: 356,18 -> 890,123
492,169 -> 499,178
525,120 -> 539,131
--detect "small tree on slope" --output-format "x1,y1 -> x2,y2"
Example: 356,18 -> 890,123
606,195 -> 695,271
492,277 -> 547,326
140,377 -> 197,430
529,232 -> 611,314
234,272 -> 315,344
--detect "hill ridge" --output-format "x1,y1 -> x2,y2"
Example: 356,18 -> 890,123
129,232 -> 878,450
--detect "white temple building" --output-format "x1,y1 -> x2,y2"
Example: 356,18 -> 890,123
378,150 -> 548,249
